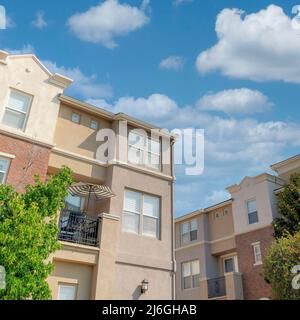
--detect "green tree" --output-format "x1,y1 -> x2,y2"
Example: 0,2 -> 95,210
273,172 -> 300,238
0,167 -> 73,300
263,232 -> 300,300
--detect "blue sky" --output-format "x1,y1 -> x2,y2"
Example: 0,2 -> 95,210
1,0 -> 300,216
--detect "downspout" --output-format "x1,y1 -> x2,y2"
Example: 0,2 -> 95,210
170,138 -> 176,300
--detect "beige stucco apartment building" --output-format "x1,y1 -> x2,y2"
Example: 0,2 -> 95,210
175,154 -> 300,300
0,51 -> 176,300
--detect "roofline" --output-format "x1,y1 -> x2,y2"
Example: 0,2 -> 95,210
227,172 -> 284,193
271,154 -> 300,171
59,94 -> 177,139
175,198 -> 232,223
1,51 -> 73,88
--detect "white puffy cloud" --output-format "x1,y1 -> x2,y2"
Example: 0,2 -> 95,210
196,5 -> 300,83
88,93 -> 178,120
206,190 -> 230,205
197,88 -> 273,114
5,44 -> 35,54
173,0 -> 193,6
68,0 -> 150,49
159,56 -> 185,71
32,11 -> 47,29
0,5 -> 5,29
44,60 -> 112,99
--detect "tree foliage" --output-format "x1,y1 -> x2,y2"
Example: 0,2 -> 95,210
0,167 -> 73,300
273,172 -> 300,238
263,232 -> 300,300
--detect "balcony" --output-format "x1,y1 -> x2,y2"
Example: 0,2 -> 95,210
207,276 -> 226,299
58,209 -> 100,247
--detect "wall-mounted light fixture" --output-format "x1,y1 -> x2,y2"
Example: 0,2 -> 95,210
141,279 -> 149,294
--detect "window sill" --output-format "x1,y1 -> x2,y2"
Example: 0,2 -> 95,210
253,262 -> 263,266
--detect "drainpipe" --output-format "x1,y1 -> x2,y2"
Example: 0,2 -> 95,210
170,137 -> 176,300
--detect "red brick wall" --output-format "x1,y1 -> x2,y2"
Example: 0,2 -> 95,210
0,133 -> 51,192
235,225 -> 274,300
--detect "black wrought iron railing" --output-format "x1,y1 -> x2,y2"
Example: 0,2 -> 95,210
58,209 -> 100,247
207,276 -> 226,298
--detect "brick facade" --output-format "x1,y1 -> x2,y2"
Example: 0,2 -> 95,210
0,133 -> 51,192
235,225 -> 274,300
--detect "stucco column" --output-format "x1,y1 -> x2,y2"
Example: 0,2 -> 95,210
199,278 -> 208,299
225,272 -> 244,300
91,213 -> 120,300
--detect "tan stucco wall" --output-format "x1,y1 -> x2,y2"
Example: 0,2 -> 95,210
48,261 -> 93,300
54,103 -> 112,159
228,177 -> 283,235
0,55 -> 65,144
113,263 -> 172,300
48,152 -> 107,184
208,204 -> 234,241
105,165 -> 172,267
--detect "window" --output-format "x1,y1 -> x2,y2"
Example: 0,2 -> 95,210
223,255 -> 238,273
247,199 -> 259,224
122,189 -> 160,239
2,89 -> 32,130
128,131 -> 161,170
71,113 -> 80,124
252,242 -> 262,265
182,260 -> 200,289
57,284 -> 77,300
0,158 -> 9,184
65,193 -> 83,212
181,219 -> 198,245
90,120 -> 98,130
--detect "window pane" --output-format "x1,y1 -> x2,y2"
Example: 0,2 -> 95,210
0,172 -> 4,184
247,200 -> 257,213
181,222 -> 189,234
147,153 -> 160,169
122,212 -> 140,234
65,193 -> 82,211
124,190 -> 141,213
182,262 -> 191,277
148,139 -> 160,155
8,91 -> 31,113
143,215 -> 158,238
224,258 -> 234,273
190,229 -> 197,241
248,211 -> 258,224
143,195 -> 159,218
191,260 -> 200,275
190,219 -> 197,231
90,120 -> 98,130
0,159 -> 9,172
128,132 -> 145,149
181,233 -> 189,244
192,274 -> 200,288
2,109 -> 26,130
183,276 -> 191,289
71,113 -> 80,123
128,147 -> 143,165
58,284 -> 76,300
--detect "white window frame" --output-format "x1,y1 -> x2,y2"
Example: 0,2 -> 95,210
2,88 -> 33,131
0,157 -> 10,184
252,242 -> 262,266
246,198 -> 259,225
57,283 -> 77,300
71,112 -> 80,124
122,189 -> 161,239
222,254 -> 239,274
128,130 -> 162,171
182,260 -> 200,290
181,219 -> 198,245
